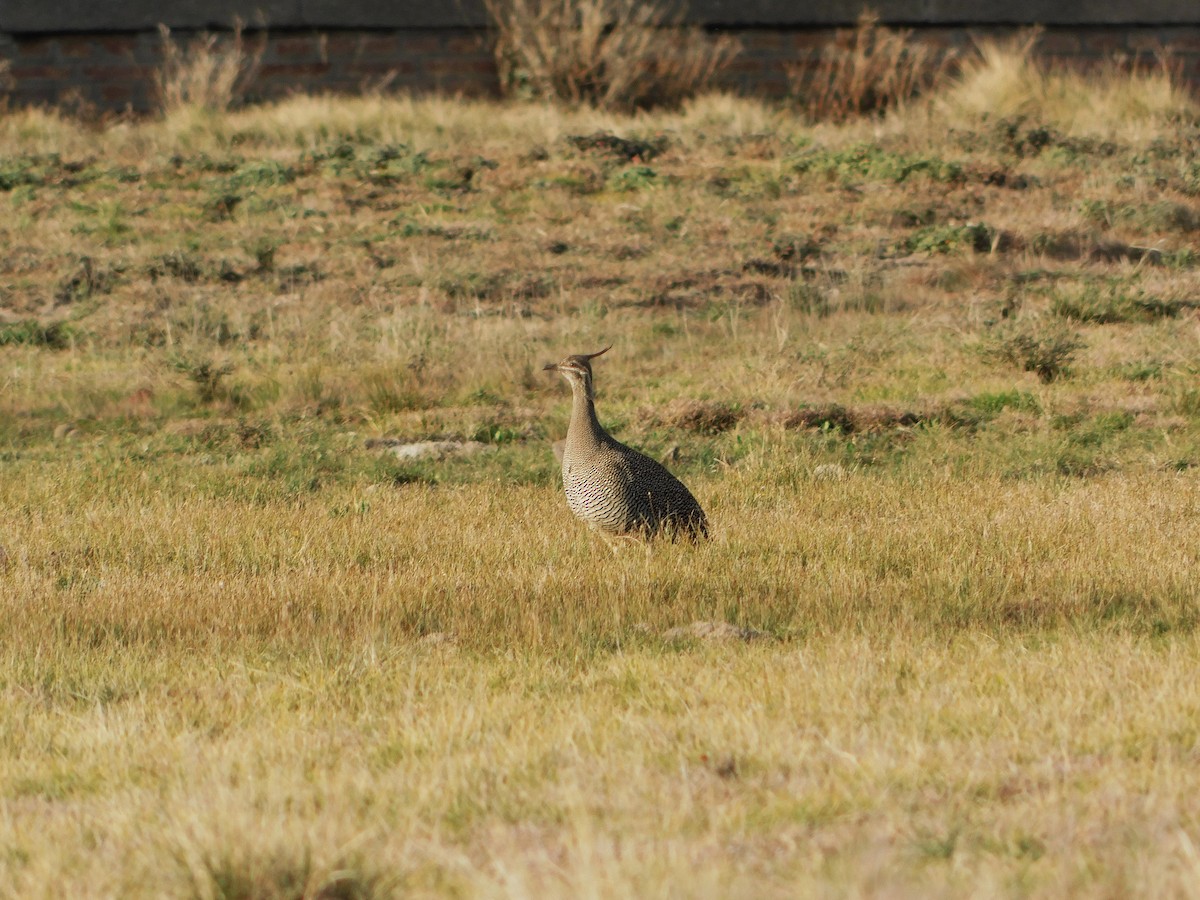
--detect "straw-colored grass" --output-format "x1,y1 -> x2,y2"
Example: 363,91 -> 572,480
935,30 -> 1198,137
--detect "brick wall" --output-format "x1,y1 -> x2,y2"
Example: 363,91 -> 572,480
2,28 -> 501,112
2,20 -> 1199,113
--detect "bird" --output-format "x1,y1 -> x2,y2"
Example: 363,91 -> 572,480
543,347 -> 708,542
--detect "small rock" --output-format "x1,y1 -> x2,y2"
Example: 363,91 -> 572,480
713,755 -> 739,778
119,387 -> 155,417
662,621 -> 766,642
812,463 -> 848,481
375,440 -> 492,461
164,418 -> 216,438
53,423 -> 78,441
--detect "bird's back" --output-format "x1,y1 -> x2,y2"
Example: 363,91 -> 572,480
562,432 -> 707,539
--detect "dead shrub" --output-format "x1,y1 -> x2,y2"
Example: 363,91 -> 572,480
659,399 -> 744,434
779,404 -> 854,432
779,403 -> 922,433
155,19 -> 263,115
790,12 -> 954,122
482,0 -> 740,111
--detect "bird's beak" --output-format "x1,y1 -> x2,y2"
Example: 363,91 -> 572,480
543,362 -> 558,371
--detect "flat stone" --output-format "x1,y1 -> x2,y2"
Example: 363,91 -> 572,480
812,463 -> 848,481
373,440 -> 492,461
663,621 -> 767,642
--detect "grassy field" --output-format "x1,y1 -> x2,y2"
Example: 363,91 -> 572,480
3,45 -> 1200,896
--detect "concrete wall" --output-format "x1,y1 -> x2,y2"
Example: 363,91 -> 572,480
1,1 -> 1198,112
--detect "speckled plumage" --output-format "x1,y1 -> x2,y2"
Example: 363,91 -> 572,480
545,348 -> 708,540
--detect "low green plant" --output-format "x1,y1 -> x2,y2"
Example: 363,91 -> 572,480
170,355 -> 234,404
227,159 -> 295,188
968,390 -> 1041,418
1081,199 -> 1200,233
792,143 -> 964,184
905,223 -> 994,254
1051,284 -> 1185,323
0,319 -> 76,349
609,164 -> 659,191
985,321 -> 1084,382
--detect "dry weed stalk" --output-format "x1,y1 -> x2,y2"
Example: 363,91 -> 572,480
482,0 -> 739,111
793,12 -> 954,122
155,19 -> 262,115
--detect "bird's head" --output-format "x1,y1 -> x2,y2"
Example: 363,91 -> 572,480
543,346 -> 610,398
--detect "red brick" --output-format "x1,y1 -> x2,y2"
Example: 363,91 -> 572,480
402,35 -> 457,54
912,28 -> 960,51
418,59 -> 495,75
961,25 -> 1010,44
365,33 -> 410,55
789,31 -> 834,51
1081,32 -> 1130,53
743,31 -> 788,52
1035,32 -> 1083,54
259,62 -> 332,77
57,39 -> 95,59
1171,30 -> 1200,52
728,57 -> 772,73
319,33 -> 368,56
271,36 -> 321,59
447,35 -> 487,53
1128,33 -> 1169,54
82,64 -> 148,79
10,64 -> 70,79
347,61 -> 416,75
100,84 -> 134,103
80,37 -> 131,60
98,36 -> 138,55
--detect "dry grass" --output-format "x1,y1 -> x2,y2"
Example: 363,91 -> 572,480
935,30 -> 1198,137
3,75 -> 1200,895
483,0 -> 739,110
791,13 -> 955,122
155,20 -> 262,117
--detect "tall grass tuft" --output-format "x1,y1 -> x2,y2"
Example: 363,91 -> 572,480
155,20 -> 261,116
482,0 -> 739,111
936,30 -> 1198,135
791,12 -> 954,122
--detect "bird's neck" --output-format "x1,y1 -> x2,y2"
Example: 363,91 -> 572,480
568,380 -> 606,446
